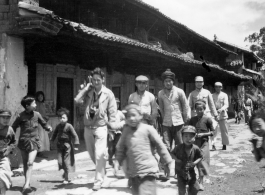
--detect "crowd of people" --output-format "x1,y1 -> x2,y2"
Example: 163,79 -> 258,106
0,66 -> 253,195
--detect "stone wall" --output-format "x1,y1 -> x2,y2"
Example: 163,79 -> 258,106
0,0 -> 18,33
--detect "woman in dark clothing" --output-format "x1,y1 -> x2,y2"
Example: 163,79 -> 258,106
189,100 -> 215,190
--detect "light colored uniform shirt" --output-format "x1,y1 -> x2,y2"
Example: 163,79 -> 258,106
128,91 -> 158,124
158,86 -> 189,127
212,91 -> 229,120
188,88 -> 218,118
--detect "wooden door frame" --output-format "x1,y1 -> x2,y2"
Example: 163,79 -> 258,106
54,64 -> 77,128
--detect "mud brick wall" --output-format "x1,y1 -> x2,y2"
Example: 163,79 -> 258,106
0,0 -> 18,33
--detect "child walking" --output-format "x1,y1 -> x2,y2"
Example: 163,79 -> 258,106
116,104 -> 172,195
249,109 -> 265,161
188,100 -> 215,190
12,96 -> 52,193
107,98 -> 125,178
172,126 -> 203,195
51,108 -> 79,184
0,109 -> 16,195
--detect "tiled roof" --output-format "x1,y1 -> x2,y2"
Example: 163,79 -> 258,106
17,2 -> 251,81
215,38 -> 264,62
126,0 -> 237,55
243,68 -> 261,76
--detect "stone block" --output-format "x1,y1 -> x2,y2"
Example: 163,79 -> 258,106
0,5 -> 9,12
0,13 -> 3,20
0,19 -> 8,25
9,4 -> 17,11
0,0 -> 7,5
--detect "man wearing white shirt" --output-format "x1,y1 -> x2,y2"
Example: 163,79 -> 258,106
212,82 -> 229,150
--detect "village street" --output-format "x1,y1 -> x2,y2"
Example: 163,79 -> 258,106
6,119 -> 265,195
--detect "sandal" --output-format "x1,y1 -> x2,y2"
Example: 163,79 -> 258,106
22,187 -> 33,194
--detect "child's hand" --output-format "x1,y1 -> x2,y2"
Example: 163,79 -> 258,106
47,126 -> 53,132
164,163 -> 171,178
197,133 -> 204,138
74,144 -> 79,151
186,162 -> 195,168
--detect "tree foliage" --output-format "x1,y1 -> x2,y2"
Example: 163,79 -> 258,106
245,27 -> 265,60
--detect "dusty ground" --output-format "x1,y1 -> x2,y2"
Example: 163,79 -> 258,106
6,119 -> 264,195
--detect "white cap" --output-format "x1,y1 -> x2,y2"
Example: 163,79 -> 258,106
215,82 -> 222,87
195,76 -> 204,82
135,75 -> 148,81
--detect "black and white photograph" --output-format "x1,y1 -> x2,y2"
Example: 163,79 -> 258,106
0,0 -> 265,194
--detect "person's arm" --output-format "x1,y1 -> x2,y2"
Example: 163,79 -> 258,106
11,115 -> 21,133
74,83 -> 92,105
150,95 -> 158,123
208,92 -> 218,117
128,94 -> 132,104
187,92 -> 193,118
179,90 -> 189,122
115,129 -> 127,166
37,112 -> 52,132
107,91 -> 118,126
149,126 -> 172,165
197,117 -> 215,138
50,125 -> 59,142
171,150 -> 182,164
68,124 -> 80,145
3,127 -> 16,156
190,157 -> 202,167
219,94 -> 229,112
158,92 -> 164,119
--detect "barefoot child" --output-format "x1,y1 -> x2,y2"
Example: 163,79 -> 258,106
171,126 -> 203,195
0,109 -> 16,195
50,108 -> 79,184
188,100 -> 215,190
116,104 -> 172,195
12,96 -> 52,193
249,109 -> 265,161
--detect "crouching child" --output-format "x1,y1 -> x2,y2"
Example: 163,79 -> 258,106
115,104 -> 172,195
0,109 -> 16,195
171,126 -> 203,195
50,108 -> 79,184
249,109 -> 265,162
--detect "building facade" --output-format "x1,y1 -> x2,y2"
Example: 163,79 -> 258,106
0,0 -> 250,138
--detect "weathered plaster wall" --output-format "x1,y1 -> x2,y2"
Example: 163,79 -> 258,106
0,33 -> 7,108
4,35 -> 27,121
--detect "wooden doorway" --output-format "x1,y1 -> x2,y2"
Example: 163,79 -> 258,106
57,77 -> 74,124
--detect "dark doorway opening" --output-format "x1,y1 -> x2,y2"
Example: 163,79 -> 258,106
57,77 -> 74,124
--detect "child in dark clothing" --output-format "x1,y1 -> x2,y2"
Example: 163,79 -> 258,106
172,126 -> 203,195
249,109 -> 265,162
51,108 -> 79,184
0,109 -> 16,195
188,100 -> 215,189
116,104 -> 172,195
12,96 -> 52,193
